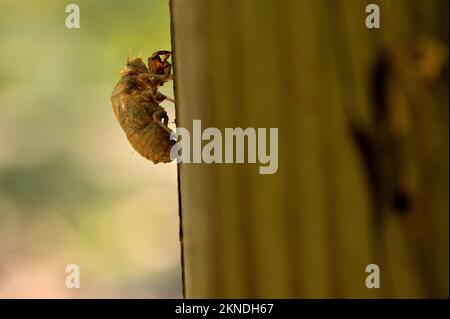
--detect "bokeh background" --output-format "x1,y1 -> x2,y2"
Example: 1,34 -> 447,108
0,0 -> 181,298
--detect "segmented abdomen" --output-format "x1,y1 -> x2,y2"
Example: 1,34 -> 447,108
124,125 -> 175,164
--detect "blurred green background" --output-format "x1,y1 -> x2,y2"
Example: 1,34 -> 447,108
0,0 -> 181,298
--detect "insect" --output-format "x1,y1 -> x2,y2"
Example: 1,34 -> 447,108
111,50 -> 175,163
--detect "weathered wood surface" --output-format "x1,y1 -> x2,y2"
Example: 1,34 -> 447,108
170,0 -> 448,298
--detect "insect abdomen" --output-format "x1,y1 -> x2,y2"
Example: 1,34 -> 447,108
124,125 -> 175,164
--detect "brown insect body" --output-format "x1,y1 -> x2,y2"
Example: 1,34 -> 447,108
111,51 -> 175,164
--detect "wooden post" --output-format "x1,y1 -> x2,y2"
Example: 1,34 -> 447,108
170,0 -> 448,298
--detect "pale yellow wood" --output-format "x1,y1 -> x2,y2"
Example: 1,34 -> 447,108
170,0 -> 448,298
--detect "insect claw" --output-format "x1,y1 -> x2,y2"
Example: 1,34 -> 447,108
165,96 -> 175,103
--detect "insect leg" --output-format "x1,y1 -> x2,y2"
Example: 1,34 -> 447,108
153,110 -> 173,134
164,96 -> 175,103
149,91 -> 175,104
